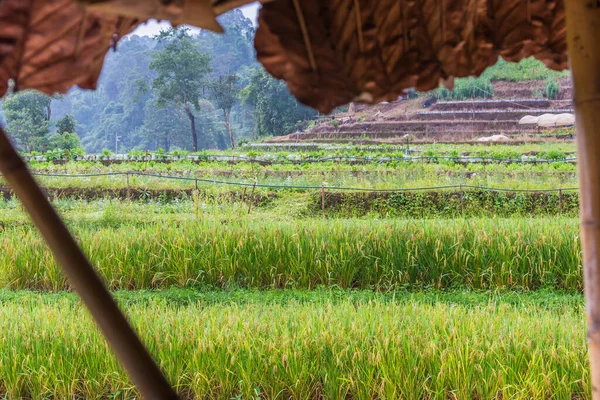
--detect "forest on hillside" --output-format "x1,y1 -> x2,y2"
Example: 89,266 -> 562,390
0,7 -> 570,156
1,10 -> 316,154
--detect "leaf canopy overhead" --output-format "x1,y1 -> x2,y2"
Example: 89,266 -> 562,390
0,0 -> 568,113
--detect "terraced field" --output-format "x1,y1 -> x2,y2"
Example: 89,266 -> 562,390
0,140 -> 588,399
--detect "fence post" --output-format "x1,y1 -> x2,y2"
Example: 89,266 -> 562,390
460,184 -> 464,215
321,182 -> 327,218
248,178 -> 257,215
559,189 -> 563,216
126,172 -> 130,200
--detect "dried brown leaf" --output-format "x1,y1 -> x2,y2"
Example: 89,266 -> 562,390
78,0 -> 223,32
0,0 -> 139,96
255,0 -> 568,113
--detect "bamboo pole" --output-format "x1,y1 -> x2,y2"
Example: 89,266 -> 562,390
0,128 -> 179,400
565,2 -> 600,397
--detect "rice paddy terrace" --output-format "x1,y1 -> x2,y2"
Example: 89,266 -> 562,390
0,138 -> 589,398
269,78 -> 574,144
0,59 -> 583,398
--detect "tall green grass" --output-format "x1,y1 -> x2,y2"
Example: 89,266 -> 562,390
0,290 -> 588,399
0,217 -> 582,291
434,77 -> 494,100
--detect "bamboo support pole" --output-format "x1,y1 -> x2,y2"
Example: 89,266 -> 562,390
565,1 -> 600,397
0,128 -> 179,400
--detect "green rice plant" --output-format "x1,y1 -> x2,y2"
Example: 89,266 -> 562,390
0,289 -> 588,399
0,217 -> 583,291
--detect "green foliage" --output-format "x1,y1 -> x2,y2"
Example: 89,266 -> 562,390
434,77 -> 493,100
135,98 -> 190,151
50,132 -> 82,151
150,28 -> 212,151
545,77 -> 561,99
318,190 -> 578,218
240,69 -> 315,136
3,90 -> 51,151
56,114 -> 77,134
481,57 -> 570,81
46,21 -> 257,153
209,74 -> 239,148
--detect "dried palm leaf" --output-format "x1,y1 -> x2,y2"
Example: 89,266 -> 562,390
77,0 -> 223,32
0,0 -> 139,96
255,0 -> 568,113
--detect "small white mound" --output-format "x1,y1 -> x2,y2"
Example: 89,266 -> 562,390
537,114 -> 559,128
555,113 -> 575,127
519,115 -> 539,125
478,134 -> 510,143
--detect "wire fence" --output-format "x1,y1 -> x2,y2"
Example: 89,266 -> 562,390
23,155 -> 579,165
2,171 -> 578,194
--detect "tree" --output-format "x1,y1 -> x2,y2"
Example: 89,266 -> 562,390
81,101 -> 128,153
51,132 -> 82,151
136,98 -> 189,151
240,69 -> 315,137
210,74 -> 239,148
56,114 -> 76,134
149,28 -> 212,151
3,90 -> 51,152
50,114 -> 81,151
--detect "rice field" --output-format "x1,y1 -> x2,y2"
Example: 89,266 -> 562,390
15,157 -> 578,192
0,142 -> 588,398
0,213 -> 582,291
0,289 -> 588,399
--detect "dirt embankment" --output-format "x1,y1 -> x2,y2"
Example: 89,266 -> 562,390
277,78 -> 574,143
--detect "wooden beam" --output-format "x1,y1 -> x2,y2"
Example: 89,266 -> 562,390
565,1 -> 600,397
0,127 -> 180,400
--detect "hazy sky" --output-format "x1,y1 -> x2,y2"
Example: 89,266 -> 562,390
131,2 -> 260,37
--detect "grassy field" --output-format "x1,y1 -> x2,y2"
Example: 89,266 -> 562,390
0,289 -> 587,399
0,212 -> 582,291
0,139 -> 588,398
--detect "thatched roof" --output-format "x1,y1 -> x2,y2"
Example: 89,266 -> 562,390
0,0 -> 568,113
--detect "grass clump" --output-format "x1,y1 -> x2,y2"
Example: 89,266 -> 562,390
481,57 -> 570,82
434,77 -> 493,100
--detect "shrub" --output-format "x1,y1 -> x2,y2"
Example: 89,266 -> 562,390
545,78 -> 560,99
434,77 -> 493,100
